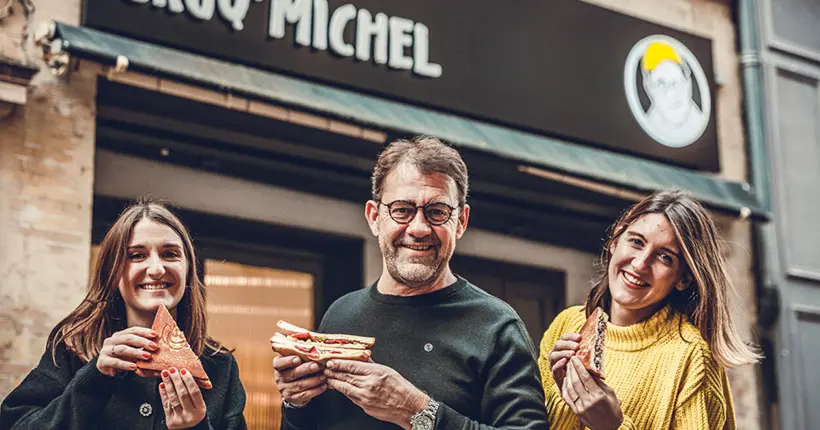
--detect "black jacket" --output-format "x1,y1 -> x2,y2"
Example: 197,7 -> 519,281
0,342 -> 247,430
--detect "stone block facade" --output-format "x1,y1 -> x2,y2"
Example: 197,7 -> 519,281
0,0 -> 96,400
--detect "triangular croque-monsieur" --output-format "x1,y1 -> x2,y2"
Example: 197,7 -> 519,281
136,304 -> 212,389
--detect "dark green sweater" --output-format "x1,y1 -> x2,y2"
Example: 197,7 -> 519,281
282,276 -> 550,429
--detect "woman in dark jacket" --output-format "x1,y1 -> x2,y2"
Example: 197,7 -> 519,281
1,199 -> 246,429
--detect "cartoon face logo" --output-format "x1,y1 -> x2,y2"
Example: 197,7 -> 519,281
161,324 -> 189,351
624,35 -> 711,148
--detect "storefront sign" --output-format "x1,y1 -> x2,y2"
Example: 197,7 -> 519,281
84,0 -> 720,171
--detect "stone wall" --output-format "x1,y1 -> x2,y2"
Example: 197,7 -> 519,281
0,0 -> 95,399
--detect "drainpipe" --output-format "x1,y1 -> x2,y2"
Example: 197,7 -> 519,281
737,0 -> 780,420
739,0 -> 780,327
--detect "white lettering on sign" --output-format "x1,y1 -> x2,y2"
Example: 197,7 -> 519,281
356,9 -> 387,64
129,0 -> 442,78
132,0 -> 257,31
268,0 -> 442,77
269,0 -> 311,46
328,4 -> 356,57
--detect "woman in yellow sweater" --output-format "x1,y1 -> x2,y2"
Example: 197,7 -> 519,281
539,190 -> 761,430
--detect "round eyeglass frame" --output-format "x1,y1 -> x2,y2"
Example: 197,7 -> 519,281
378,200 -> 458,226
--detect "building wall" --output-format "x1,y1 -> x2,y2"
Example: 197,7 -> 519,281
579,1 -> 763,428
1,3 -> 764,429
0,0 -> 95,399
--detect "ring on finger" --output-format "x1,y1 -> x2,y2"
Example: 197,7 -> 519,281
170,400 -> 181,409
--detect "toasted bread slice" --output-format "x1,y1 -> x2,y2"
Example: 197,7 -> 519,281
275,320 -> 375,349
136,304 -> 212,389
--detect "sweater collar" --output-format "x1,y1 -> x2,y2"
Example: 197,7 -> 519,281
605,304 -> 681,351
369,275 -> 468,306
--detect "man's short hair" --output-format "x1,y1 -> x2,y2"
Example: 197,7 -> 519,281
371,136 -> 469,207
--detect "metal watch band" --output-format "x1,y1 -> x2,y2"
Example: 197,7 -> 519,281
410,398 -> 439,430
282,399 -> 306,409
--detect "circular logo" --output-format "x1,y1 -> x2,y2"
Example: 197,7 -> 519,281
624,35 -> 711,148
139,403 -> 153,417
423,343 -> 434,352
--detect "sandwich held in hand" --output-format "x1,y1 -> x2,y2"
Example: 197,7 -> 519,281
270,320 -> 375,365
576,307 -> 608,379
135,304 -> 212,389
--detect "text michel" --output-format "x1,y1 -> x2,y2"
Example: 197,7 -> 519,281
131,0 -> 443,78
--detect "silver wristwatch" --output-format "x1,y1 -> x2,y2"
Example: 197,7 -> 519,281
410,398 -> 439,430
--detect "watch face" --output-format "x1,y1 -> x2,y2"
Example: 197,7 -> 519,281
412,416 -> 434,430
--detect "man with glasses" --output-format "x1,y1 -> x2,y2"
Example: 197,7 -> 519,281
273,136 -> 549,430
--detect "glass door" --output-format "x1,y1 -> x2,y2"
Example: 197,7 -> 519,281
199,239 -> 324,430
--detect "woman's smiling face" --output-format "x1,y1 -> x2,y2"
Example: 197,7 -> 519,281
607,213 -> 686,325
118,217 -> 188,325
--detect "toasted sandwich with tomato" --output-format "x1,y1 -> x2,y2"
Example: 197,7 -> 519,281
136,304 -> 213,389
270,321 -> 375,365
576,307 -> 608,379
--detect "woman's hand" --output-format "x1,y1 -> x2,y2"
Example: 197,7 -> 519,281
561,356 -> 623,430
548,332 -> 581,389
96,327 -> 158,377
159,367 -> 207,429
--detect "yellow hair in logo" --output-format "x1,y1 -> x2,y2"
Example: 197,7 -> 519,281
642,41 -> 682,72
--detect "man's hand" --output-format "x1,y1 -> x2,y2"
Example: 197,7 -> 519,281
324,359 -> 428,430
273,356 -> 327,407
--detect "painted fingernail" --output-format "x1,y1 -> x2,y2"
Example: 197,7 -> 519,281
169,368 -> 176,374
150,331 -> 158,337
159,383 -> 165,390
161,370 -> 169,378
149,342 -> 158,350
143,352 -> 151,359
130,363 -> 137,370
181,369 -> 187,376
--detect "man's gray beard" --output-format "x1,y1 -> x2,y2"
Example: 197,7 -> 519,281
382,244 -> 446,289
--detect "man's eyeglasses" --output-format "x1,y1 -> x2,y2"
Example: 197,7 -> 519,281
379,200 -> 457,226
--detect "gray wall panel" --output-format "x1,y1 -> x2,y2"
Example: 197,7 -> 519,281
771,0 -> 820,52
795,307 -> 820,427
775,70 -> 820,278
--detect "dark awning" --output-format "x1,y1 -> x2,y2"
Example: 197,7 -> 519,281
46,21 -> 768,219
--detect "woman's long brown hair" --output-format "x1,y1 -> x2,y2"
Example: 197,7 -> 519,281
48,198 -> 227,363
585,189 -> 761,368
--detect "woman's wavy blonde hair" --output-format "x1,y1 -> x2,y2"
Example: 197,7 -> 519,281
585,189 -> 762,368
48,198 -> 227,363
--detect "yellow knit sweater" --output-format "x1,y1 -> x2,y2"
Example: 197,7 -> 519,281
538,305 -> 736,430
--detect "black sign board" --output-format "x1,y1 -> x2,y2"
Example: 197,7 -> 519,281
84,0 -> 719,171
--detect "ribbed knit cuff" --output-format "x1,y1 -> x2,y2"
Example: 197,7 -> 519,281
617,415 -> 637,430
